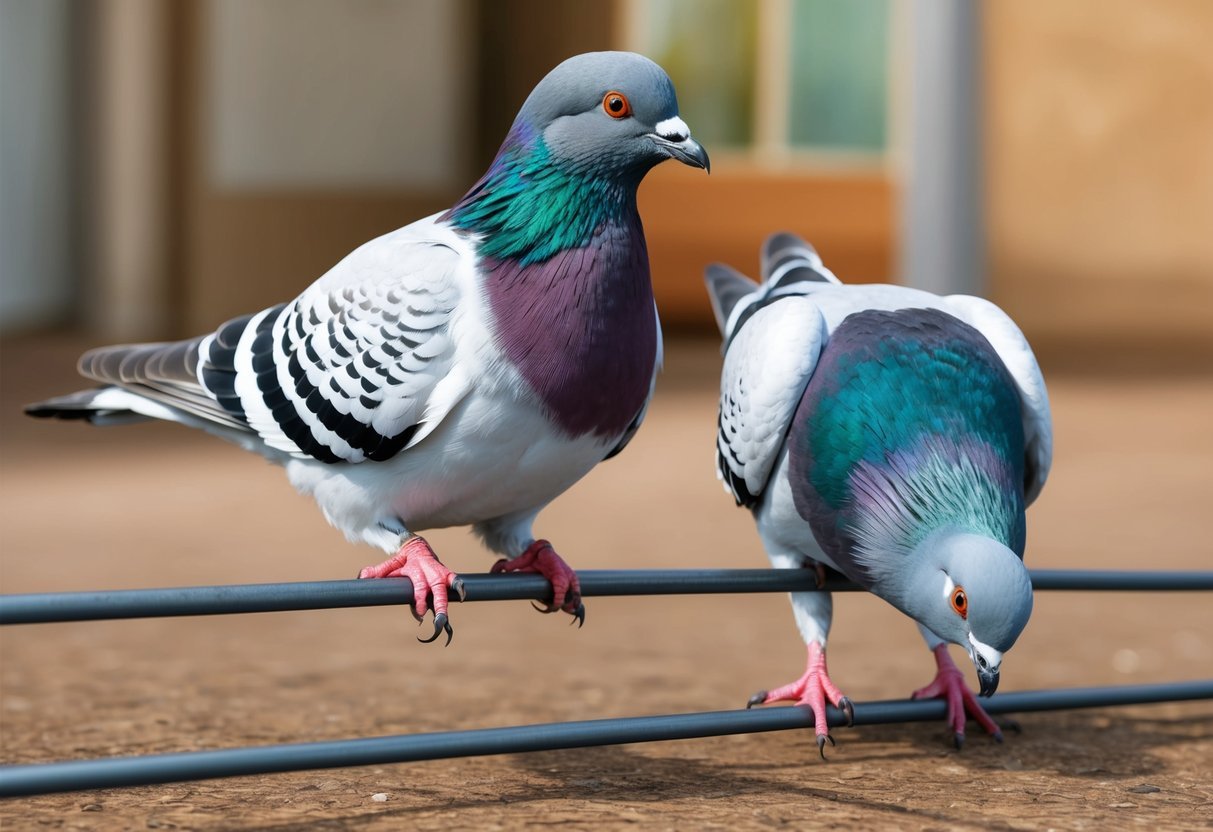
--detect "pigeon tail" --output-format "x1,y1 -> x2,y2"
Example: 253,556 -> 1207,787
704,262 -> 758,337
707,232 -> 838,350
26,388 -> 152,426
760,232 -> 840,289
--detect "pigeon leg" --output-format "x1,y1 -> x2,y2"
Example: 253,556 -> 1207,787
358,536 -> 464,645
746,641 -> 853,759
491,539 -> 584,625
912,644 -> 1004,747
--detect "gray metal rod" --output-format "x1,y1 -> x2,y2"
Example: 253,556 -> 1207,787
1,680 -> 1210,798
2,569 -> 1211,625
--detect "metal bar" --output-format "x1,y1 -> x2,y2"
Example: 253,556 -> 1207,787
2,569 -> 1211,625
1028,570 -> 1213,591
2,679 -> 1210,798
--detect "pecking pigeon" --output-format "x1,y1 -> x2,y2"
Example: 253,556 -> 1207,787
706,232 -> 1051,754
26,51 -> 709,643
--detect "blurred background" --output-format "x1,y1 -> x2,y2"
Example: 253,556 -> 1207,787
1,0 -> 1210,359
1,4 -> 1211,824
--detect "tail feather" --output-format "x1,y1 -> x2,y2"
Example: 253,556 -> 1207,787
25,388 -> 151,426
27,311 -> 261,438
705,232 -> 841,349
78,339 -> 199,388
73,335 -> 247,431
760,232 -> 840,289
704,263 -> 759,336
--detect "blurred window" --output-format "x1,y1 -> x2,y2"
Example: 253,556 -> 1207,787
628,0 -> 759,148
626,0 -> 891,161
788,0 -> 889,152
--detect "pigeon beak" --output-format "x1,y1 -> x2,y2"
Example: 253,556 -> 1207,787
968,639 -> 1003,697
650,117 -> 710,172
977,665 -> 1000,698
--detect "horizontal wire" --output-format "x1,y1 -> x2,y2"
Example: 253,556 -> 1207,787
2,679 -> 1210,798
2,569 -> 1211,625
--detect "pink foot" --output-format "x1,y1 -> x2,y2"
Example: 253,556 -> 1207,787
490,539 -> 584,625
358,536 -> 465,645
912,644 -> 1003,748
746,642 -> 854,759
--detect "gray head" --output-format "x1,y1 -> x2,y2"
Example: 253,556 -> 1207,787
513,51 -> 709,177
902,531 -> 1034,697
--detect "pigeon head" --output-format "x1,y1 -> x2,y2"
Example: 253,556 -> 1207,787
447,52 -> 708,263
904,531 -> 1034,697
515,51 -> 710,177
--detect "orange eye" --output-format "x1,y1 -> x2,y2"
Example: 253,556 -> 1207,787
602,91 -> 631,119
950,587 -> 968,619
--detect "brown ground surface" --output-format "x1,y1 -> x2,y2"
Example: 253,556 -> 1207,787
0,335 -> 1210,831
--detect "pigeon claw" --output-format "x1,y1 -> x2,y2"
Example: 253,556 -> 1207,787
816,733 -> 835,761
838,696 -> 855,727
954,732 -> 965,751
359,536 -> 460,643
417,612 -> 454,646
493,539 -> 585,626
914,644 -> 1005,747
747,642 -> 850,759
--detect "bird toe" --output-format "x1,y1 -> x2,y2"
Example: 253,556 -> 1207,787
838,696 -> 855,727
417,612 -> 454,646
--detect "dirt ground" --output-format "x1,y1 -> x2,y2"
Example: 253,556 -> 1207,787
1,335 -> 1210,831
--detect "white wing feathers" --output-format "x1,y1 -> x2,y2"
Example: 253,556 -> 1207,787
717,297 -> 826,506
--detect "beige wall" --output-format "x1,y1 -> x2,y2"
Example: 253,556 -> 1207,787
10,0 -> 1208,360
984,0 -> 1213,359
182,0 -> 617,333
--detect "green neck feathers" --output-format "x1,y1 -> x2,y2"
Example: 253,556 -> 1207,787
449,132 -> 637,265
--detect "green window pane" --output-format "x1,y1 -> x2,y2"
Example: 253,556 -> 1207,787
789,0 -> 889,151
641,0 -> 757,148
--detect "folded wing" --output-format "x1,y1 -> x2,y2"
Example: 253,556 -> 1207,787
75,222 -> 470,465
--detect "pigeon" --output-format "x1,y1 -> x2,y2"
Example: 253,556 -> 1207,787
25,51 -> 709,644
706,232 -> 1051,754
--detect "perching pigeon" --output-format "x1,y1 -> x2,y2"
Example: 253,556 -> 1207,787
706,233 -> 1051,753
26,51 -> 709,643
